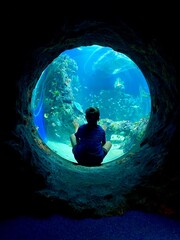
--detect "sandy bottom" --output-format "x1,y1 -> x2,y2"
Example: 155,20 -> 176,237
46,141 -> 124,163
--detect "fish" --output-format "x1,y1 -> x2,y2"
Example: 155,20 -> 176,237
74,101 -> 84,113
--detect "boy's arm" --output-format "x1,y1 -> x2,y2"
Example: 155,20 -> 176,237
72,120 -> 79,133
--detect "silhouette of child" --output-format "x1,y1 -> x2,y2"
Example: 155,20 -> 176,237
70,106 -> 112,166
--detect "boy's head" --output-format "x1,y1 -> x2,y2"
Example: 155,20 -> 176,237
85,107 -> 100,124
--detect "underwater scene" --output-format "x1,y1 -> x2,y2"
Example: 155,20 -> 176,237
31,45 -> 151,163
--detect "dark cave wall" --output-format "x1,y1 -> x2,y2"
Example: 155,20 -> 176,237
1,7 -> 180,218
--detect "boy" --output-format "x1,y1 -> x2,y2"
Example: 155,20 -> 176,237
70,106 -> 112,166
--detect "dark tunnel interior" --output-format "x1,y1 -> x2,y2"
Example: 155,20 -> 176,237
1,8 -> 180,219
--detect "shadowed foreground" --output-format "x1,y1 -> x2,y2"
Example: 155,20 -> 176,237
0,211 -> 180,240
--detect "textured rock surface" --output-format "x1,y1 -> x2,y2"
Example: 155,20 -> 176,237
1,6 -> 179,218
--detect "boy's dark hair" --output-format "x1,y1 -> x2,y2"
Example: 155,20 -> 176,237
85,107 -> 100,123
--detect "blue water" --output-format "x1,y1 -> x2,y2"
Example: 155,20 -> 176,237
63,45 -> 148,96
31,45 -> 151,154
62,45 -> 151,120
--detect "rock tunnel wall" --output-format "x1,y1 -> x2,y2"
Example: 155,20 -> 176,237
1,10 -> 180,218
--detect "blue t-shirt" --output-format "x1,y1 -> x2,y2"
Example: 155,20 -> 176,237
74,123 -> 106,161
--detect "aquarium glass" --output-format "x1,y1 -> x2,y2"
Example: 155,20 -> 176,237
31,45 -> 151,163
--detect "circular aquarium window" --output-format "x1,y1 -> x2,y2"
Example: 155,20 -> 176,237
31,45 -> 151,163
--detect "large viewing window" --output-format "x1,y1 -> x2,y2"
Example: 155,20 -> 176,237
31,45 -> 151,163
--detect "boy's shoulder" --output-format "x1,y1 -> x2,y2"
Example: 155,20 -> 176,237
79,124 -> 87,129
